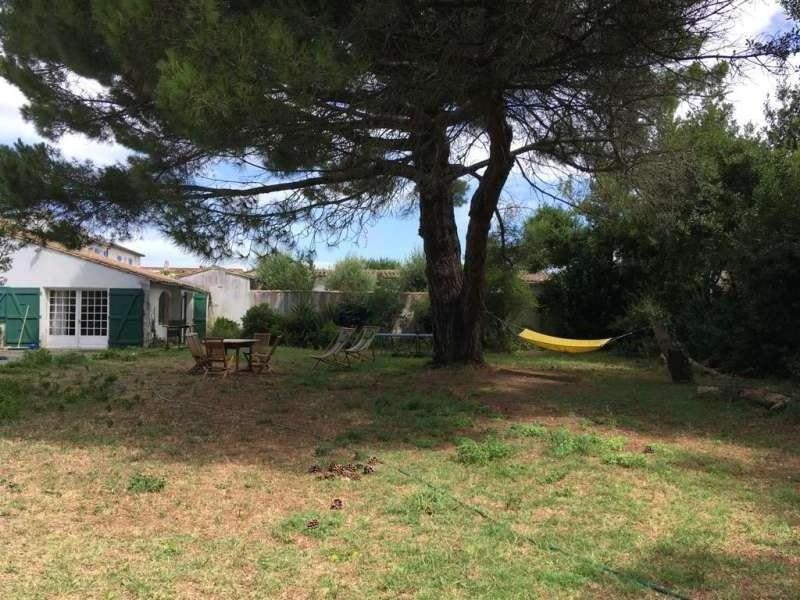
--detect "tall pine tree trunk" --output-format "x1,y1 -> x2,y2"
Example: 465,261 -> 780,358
415,101 -> 514,366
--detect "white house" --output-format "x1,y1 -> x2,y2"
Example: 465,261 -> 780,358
0,239 -> 208,349
83,239 -> 144,266
172,267 -> 255,325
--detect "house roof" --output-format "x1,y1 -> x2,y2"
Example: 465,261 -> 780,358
25,238 -> 206,292
142,265 -> 256,280
88,237 -> 145,257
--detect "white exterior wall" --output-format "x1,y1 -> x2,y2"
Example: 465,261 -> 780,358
146,284 -> 193,342
178,268 -> 250,325
3,244 -> 149,348
85,243 -> 142,266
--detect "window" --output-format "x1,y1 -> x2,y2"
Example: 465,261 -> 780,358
158,291 -> 171,324
80,290 -> 108,336
117,255 -> 122,262
128,258 -> 133,265
49,290 -> 76,336
103,249 -> 109,257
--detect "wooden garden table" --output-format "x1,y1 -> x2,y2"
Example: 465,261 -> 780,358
222,338 -> 258,372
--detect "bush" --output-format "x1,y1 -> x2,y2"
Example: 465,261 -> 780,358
284,303 -> 336,348
325,294 -> 372,327
209,317 -> 242,338
409,296 -> 432,333
483,265 -> 537,352
326,257 -> 376,293
326,281 -> 404,330
397,250 -> 427,292
242,303 -> 284,337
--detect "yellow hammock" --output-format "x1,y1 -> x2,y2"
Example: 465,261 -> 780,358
518,328 -> 613,354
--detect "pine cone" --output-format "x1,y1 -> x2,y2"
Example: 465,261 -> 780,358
643,445 -> 655,454
363,464 -> 375,475
367,456 -> 379,466
330,498 -> 343,510
308,464 -> 322,473
306,518 -> 320,529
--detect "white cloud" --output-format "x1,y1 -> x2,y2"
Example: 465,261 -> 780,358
0,79 -> 130,165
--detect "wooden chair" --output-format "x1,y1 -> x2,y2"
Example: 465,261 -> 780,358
249,334 -> 281,374
311,327 -> 355,366
186,332 -> 209,375
344,326 -> 380,362
204,338 -> 232,379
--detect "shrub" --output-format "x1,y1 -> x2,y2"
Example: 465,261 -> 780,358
409,296 -> 432,333
325,294 -> 372,327
326,257 -> 376,293
361,257 -> 400,269
326,281 -> 404,330
397,250 -> 427,292
284,303 -> 336,348
127,472 -> 166,493
242,303 -> 284,337
483,265 -> 537,352
209,317 -> 242,338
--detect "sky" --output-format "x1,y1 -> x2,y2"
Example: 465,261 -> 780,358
0,0 -> 793,268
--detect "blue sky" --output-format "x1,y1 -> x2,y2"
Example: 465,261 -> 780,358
0,0 -> 792,268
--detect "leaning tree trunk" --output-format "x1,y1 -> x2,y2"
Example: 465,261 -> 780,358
415,100 -> 514,366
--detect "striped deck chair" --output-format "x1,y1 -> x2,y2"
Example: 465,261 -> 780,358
312,327 -> 355,366
344,326 -> 380,362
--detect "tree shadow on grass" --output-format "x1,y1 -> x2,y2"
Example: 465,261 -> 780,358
0,349 -> 797,475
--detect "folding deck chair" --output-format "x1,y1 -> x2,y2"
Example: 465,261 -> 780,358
344,325 -> 380,362
311,327 -> 355,366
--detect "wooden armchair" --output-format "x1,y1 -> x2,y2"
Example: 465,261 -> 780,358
248,333 -> 281,374
186,332 -> 209,375
204,338 -> 231,379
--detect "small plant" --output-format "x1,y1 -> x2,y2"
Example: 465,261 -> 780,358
602,452 -> 647,468
273,511 -> 342,542
127,472 -> 166,493
508,423 -> 549,438
456,436 -> 514,465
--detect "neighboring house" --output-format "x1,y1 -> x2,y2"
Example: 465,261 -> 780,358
0,239 -> 208,349
170,267 -> 255,325
84,239 -> 144,266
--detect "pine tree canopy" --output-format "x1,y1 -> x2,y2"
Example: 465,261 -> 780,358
0,0 -> 762,256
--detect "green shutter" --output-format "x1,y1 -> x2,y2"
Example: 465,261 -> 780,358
109,289 -> 144,347
192,292 -> 207,338
0,288 -> 40,347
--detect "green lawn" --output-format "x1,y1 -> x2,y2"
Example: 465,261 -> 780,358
0,347 -> 798,599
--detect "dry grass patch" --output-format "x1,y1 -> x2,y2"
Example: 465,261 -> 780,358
1,346 -> 798,598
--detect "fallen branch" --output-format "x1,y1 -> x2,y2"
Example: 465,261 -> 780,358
696,384 -> 794,412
